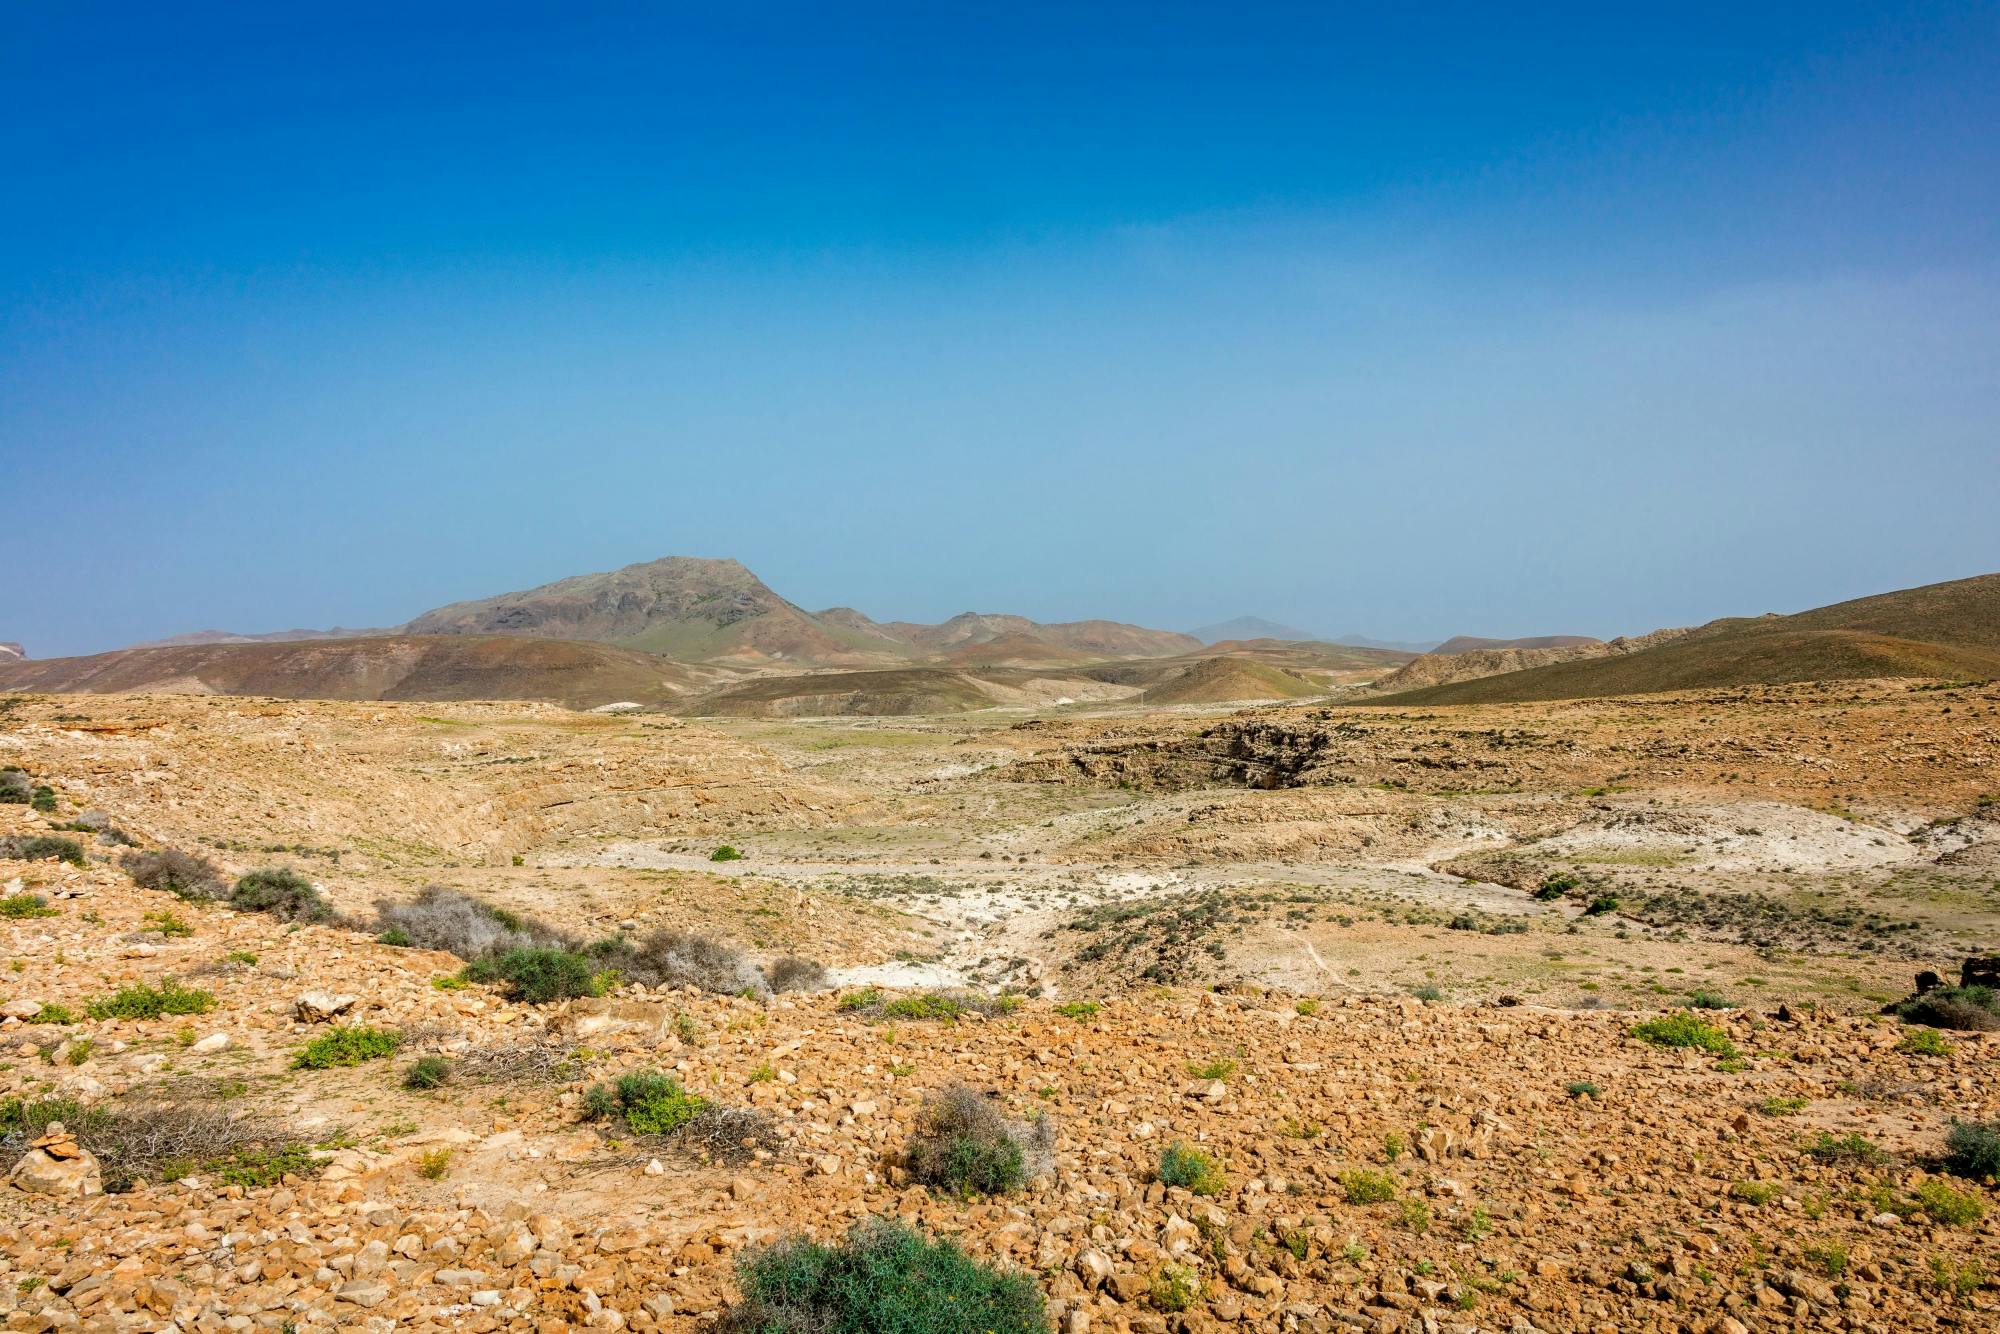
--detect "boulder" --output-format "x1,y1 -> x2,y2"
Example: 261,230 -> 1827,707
11,1124 -> 101,1197
294,991 -> 358,1023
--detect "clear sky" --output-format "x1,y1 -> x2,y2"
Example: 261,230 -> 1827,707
5,2 -> 1997,658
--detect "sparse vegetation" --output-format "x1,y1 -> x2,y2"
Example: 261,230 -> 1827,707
1899,1027 -> 1953,1056
86,978 -> 216,1020
0,894 -> 58,919
710,845 -> 744,862
1917,1179 -> 1985,1226
1802,1132 -> 1885,1166
1630,1014 -> 1738,1056
291,1026 -> 402,1070
1943,1120 -> 2000,1180
1894,985 -> 2000,1032
0,835 -> 87,867
461,947 -> 607,1004
1055,999 -> 1101,1019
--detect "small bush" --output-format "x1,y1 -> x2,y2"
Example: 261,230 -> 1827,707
1185,1057 -> 1237,1081
376,927 -> 413,947
1916,1179 -> 1985,1226
120,848 -> 223,900
589,929 -> 766,995
1342,1168 -> 1397,1204
230,868 -> 334,924
416,1147 -> 453,1179
1151,1261 -> 1202,1312
292,1026 -> 402,1070
461,948 -> 605,1004
1055,1000 -> 1101,1019
1631,1014 -> 1738,1056
0,835 -> 86,868
1895,986 -> 2000,1032
404,1056 -> 452,1090
1294,997 -> 1320,1016
1534,872 -> 1578,900
0,769 -> 32,804
0,894 -> 58,919
1583,894 -> 1619,916
1900,1028 -> 1953,1057
581,1069 -> 710,1135
1802,1132 -> 1886,1166
719,1217 -> 1044,1334
1927,1255 -> 1985,1306
141,909 -> 192,939
1566,1080 -> 1601,1099
1944,1120 -> 2000,1180
30,786 -> 56,814
86,978 -> 216,1020
1408,984 -> 1443,1002
882,994 -> 968,1022
1760,1095 -> 1808,1117
837,987 -> 882,1012
904,1086 -> 1053,1198
1157,1141 -> 1225,1195
371,885 -> 569,960
764,955 -> 827,993
710,845 -> 744,861
35,1003 -> 76,1025
1686,989 -> 1735,1010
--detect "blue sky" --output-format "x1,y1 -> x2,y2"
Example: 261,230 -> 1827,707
5,2 -> 1997,657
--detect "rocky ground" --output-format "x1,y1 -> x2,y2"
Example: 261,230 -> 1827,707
1,685 -> 1996,1331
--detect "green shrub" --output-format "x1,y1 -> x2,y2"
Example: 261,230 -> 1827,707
1894,986 -> 2000,1032
0,835 -> 86,867
881,994 -> 967,1022
904,1086 -> 1050,1198
581,1070 -> 710,1135
1686,989 -> 1734,1010
1583,895 -> 1619,916
1802,1132 -> 1885,1166
1900,1028 -> 1953,1057
1630,1014 -> 1738,1056
1408,984 -> 1443,1002
0,894 -> 58,919
1150,1261 -> 1202,1312
1157,1141 -> 1225,1195
1341,1169 -> 1396,1204
86,978 -> 216,1020
121,848 -> 223,900
1566,1080 -> 1601,1099
35,1003 -> 76,1025
461,948 -> 606,1004
417,1147 -> 453,1179
710,845 -> 744,862
719,1217 -> 1044,1334
141,909 -> 192,938
1759,1095 -> 1808,1117
1533,873 -> 1578,901
1054,1000 -> 1100,1019
1944,1120 -> 2000,1180
30,786 -> 56,814
229,868 -> 334,924
1732,1181 -> 1778,1205
1927,1255 -> 1985,1305
403,1056 -> 452,1090
292,1026 -> 402,1070
1917,1179 -> 1985,1226
376,927 -> 413,947
836,987 -> 883,1012
1184,1057 -> 1237,1080
0,769 -> 31,804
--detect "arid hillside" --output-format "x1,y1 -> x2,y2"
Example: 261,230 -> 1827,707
1386,572 -> 2000,704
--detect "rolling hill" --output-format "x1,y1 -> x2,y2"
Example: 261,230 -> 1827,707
1379,573 -> 2000,704
1431,634 -> 1602,655
0,636 -> 707,709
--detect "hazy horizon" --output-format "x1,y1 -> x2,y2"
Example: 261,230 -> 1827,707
7,3 -> 1998,658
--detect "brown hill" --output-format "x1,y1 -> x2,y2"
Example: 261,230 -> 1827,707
1369,628 -> 1692,694
0,635 -> 705,709
1380,572 -> 2000,704
1139,656 -> 1323,704
1432,633 -> 1602,654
